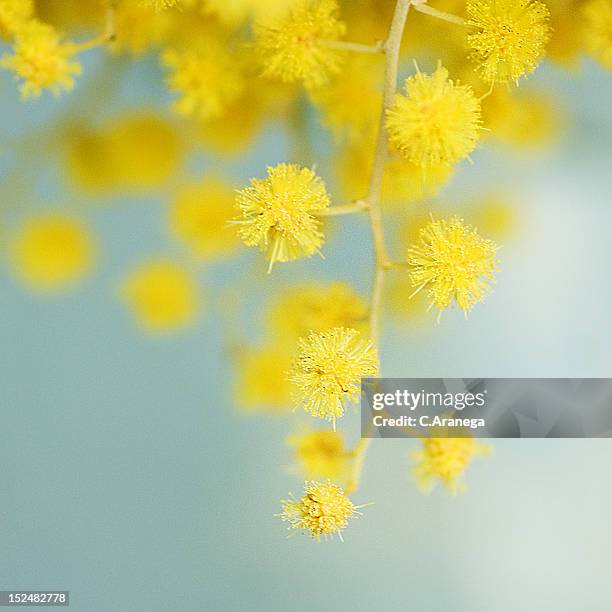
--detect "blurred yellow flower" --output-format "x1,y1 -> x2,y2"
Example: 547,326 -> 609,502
470,196 -> 516,240
113,0 -> 171,56
169,176 -> 239,260
411,438 -> 490,494
287,429 -> 352,483
235,344 -> 293,413
121,259 -> 200,333
234,163 -> 330,272
280,480 -> 358,540
583,0 -> 612,69
254,0 -> 346,89
547,0 -> 585,68
309,53 -> 382,141
162,40 -> 244,121
267,282 -> 368,342
482,88 -> 562,149
386,65 -> 481,168
0,20 -> 81,98
288,327 -> 378,426
0,0 -> 33,37
407,216 -> 499,316
9,213 -> 95,292
141,0 -> 180,10
64,113 -> 182,192
467,0 -> 551,84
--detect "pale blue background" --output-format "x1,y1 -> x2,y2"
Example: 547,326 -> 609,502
1,50 -> 612,611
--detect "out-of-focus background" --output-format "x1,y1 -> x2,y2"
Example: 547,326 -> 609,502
1,1 -> 612,610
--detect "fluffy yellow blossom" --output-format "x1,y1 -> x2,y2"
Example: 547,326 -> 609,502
162,41 -> 244,121
235,345 -> 293,412
386,65 -> 482,168
583,0 -> 612,69
202,0 -> 294,26
0,0 -> 33,37
280,480 -> 359,540
467,0 -> 551,84
169,177 -> 239,260
546,0 -> 585,68
288,327 -> 378,426
408,216 -> 499,316
411,438 -> 490,494
64,113 -> 182,192
233,164 -> 330,272
254,0 -> 346,89
287,429 -> 352,483
267,282 -> 368,342
0,20 -> 81,99
9,214 -> 95,292
121,259 -> 200,333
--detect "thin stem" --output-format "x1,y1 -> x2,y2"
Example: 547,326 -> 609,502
347,0 -> 411,494
411,2 -> 468,27
314,200 -> 369,217
72,0 -> 117,54
320,39 -> 385,54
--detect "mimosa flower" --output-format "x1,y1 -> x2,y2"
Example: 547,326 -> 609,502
411,438 -> 491,494
407,216 -> 499,315
582,0 -> 612,69
287,429 -> 352,482
254,0 -> 346,89
386,64 -> 482,168
1,20 -> 81,98
0,0 -> 33,37
467,0 -> 551,84
288,327 -> 378,426
280,480 -> 359,540
233,163 -> 330,272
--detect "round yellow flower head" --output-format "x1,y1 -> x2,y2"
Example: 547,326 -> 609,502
582,0 -> 612,69
162,41 -> 244,122
9,213 -> 95,292
0,0 -> 34,37
467,0 -> 551,85
280,480 -> 358,540
121,259 -> 200,333
288,327 -> 379,426
169,176 -> 239,260
411,438 -> 490,494
254,0 -> 346,89
385,64 -> 482,168
234,163 -> 330,272
0,20 -> 81,99
267,282 -> 368,342
407,216 -> 499,316
287,429 -> 351,482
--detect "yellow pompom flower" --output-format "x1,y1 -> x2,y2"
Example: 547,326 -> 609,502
288,327 -> 378,426
467,0 -> 551,85
121,259 -> 200,333
162,41 -> 244,121
235,345 -> 293,413
9,214 -> 95,292
411,438 -> 490,494
233,163 -> 330,272
0,0 -> 33,37
169,177 -> 239,261
407,216 -> 499,316
385,65 -> 482,168
254,0 -> 346,89
582,0 -> 612,69
0,20 -> 81,99
287,429 -> 352,483
280,480 -> 359,540
267,282 -> 368,342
